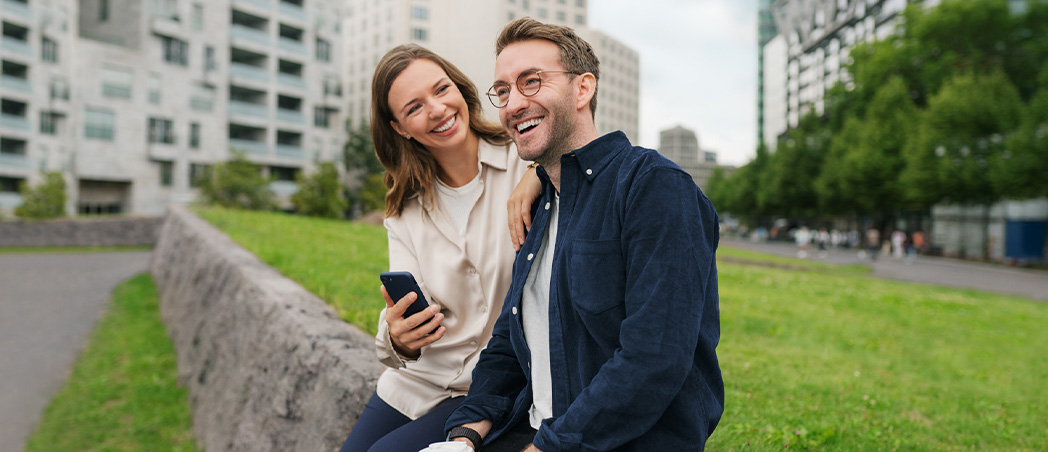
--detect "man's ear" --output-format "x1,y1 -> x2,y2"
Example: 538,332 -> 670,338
575,73 -> 597,112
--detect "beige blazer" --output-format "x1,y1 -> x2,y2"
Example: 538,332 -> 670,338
376,140 -> 528,419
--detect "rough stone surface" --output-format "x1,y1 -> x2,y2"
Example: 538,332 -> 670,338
150,205 -> 383,452
0,216 -> 162,248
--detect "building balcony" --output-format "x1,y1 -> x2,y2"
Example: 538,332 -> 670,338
0,38 -> 32,59
269,179 -> 299,197
229,100 -> 269,119
277,37 -> 307,56
230,24 -> 271,47
0,192 -> 23,209
275,109 -> 304,124
0,152 -> 30,169
0,75 -> 32,95
275,145 -> 304,160
233,0 -> 271,11
228,138 -> 269,156
0,113 -> 30,131
2,0 -> 33,21
276,73 -> 306,90
229,63 -> 270,83
278,2 -> 307,23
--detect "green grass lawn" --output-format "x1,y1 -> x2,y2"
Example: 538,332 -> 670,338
25,273 -> 199,452
42,207 -> 1043,451
195,207 -> 1048,451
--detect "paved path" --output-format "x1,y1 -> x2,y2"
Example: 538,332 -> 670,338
721,238 -> 1048,301
0,251 -> 151,452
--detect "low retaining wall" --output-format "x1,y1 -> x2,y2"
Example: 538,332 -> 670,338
150,205 -> 384,452
0,216 -> 162,247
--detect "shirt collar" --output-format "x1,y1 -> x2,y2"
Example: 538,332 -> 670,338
563,131 -> 630,181
478,139 -> 510,172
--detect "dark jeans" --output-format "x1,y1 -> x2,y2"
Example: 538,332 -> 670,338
339,392 -> 464,452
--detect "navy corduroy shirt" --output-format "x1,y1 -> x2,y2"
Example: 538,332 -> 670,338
446,131 -> 724,451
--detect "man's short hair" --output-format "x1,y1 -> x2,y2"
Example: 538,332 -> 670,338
496,17 -> 601,117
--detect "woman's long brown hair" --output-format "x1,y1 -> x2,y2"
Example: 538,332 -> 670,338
371,44 -> 510,218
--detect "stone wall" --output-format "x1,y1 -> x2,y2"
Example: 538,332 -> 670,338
149,205 -> 384,452
0,216 -> 162,248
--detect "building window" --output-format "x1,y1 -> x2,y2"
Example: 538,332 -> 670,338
189,163 -> 212,188
0,176 -> 23,193
314,106 -> 332,128
148,117 -> 175,144
323,76 -> 342,97
205,45 -> 216,71
84,107 -> 115,140
100,0 -> 110,21
576,0 -> 585,6
190,122 -> 201,149
162,36 -> 188,66
152,0 -> 179,21
50,77 -> 70,100
192,4 -> 204,30
411,6 -> 429,20
158,161 -> 174,187
316,38 -> 331,62
190,83 -> 214,111
41,37 -> 58,63
537,8 -> 547,19
101,65 -> 133,98
40,111 -> 63,135
576,14 -> 584,25
411,27 -> 428,41
556,11 -> 566,22
148,73 -> 161,104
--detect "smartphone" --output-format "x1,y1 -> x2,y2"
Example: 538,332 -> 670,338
380,271 -> 431,318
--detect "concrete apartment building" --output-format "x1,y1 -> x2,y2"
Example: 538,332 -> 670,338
0,0 -> 346,216
658,125 -> 734,191
341,0 -> 638,142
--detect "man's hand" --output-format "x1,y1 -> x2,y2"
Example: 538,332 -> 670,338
523,445 -> 543,452
449,420 -> 492,451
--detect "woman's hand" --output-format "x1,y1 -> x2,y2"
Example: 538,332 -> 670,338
382,285 -> 445,359
507,165 -> 542,251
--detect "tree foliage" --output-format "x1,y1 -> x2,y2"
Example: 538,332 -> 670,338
15,171 -> 66,219
343,122 -> 386,215
198,152 -> 275,210
291,162 -> 347,218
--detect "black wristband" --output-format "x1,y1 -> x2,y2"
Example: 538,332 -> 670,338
447,426 -> 483,451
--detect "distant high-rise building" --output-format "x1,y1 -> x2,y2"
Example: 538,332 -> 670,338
658,125 -> 734,191
757,0 -> 778,146
341,0 -> 638,141
1,0 -> 347,216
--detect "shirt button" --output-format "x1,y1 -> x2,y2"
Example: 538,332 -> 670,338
586,169 -> 593,175
512,306 -> 518,315
481,306 -> 488,313
544,202 -> 550,210
470,340 -> 477,346
527,253 -> 534,261
469,267 -> 477,274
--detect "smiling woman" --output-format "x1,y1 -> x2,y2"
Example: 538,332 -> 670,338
335,44 -> 542,452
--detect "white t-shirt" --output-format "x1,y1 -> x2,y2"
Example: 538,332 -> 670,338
523,194 -> 559,429
435,172 -> 481,236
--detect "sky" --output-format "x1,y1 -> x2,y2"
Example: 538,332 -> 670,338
589,0 -> 759,166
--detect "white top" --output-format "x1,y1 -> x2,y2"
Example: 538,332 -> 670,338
523,193 -> 559,429
435,172 -> 481,236
376,141 -> 529,420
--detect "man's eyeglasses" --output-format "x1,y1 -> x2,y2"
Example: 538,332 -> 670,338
486,70 -> 580,108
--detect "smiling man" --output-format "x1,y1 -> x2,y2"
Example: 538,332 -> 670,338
444,18 -> 724,452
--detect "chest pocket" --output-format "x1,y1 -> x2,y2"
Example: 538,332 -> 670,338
568,238 -> 626,314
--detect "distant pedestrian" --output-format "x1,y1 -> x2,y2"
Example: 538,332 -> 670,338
866,228 -> 881,262
817,228 -> 830,258
796,226 -> 812,258
892,230 -> 906,259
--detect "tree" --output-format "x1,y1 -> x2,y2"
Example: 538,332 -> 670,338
758,113 -> 828,220
814,114 -> 863,217
291,161 -> 347,218
199,152 -> 275,210
15,171 -> 66,219
343,122 -> 386,215
993,62 -> 1048,199
902,71 -> 1024,258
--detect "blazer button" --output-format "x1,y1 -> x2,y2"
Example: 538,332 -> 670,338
527,253 -> 534,261
544,202 -> 550,210
512,307 -> 518,315
586,169 -> 593,175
